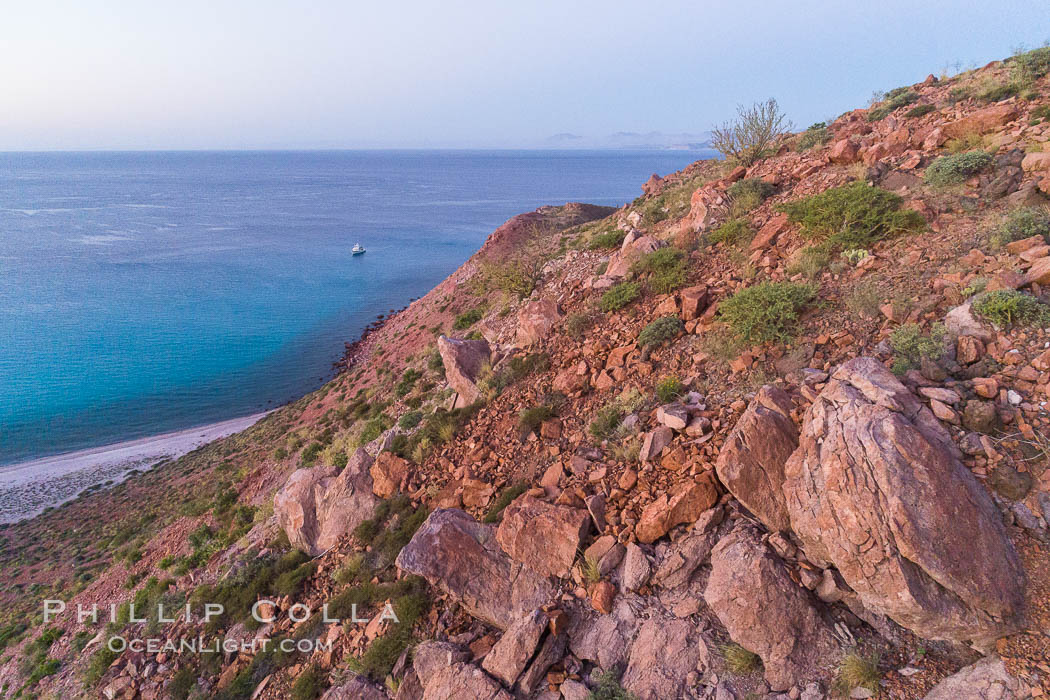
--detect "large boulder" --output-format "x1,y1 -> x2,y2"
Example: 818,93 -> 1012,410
515,299 -> 561,347
703,525 -> 837,691
783,357 -> 1025,646
274,449 -> 378,556
371,451 -> 412,498
923,656 -> 1025,700
437,335 -> 491,406
321,676 -> 388,700
605,235 -> 661,278
395,509 -> 555,629
481,609 -> 549,687
620,618 -> 700,700
495,497 -> 590,578
715,385 -> 797,532
943,103 -> 1019,139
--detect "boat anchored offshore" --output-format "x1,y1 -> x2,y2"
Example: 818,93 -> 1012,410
351,242 -> 366,255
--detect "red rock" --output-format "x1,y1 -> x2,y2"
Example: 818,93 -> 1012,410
1021,152 -> 1050,172
715,386 -> 797,532
828,138 -> 859,164
638,426 -> 673,462
590,580 -> 615,614
1023,256 -> 1050,287
943,103 -> 1019,139
679,285 -> 709,321
635,473 -> 719,543
515,299 -> 561,347
1005,234 -> 1044,254
438,335 -> 491,406
496,497 -> 590,578
749,213 -> 789,251
370,451 -> 411,498
783,358 -> 1025,646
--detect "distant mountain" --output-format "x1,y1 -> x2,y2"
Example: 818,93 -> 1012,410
543,130 -> 712,150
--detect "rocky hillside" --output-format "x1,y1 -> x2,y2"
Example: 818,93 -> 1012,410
3,50 -> 1050,700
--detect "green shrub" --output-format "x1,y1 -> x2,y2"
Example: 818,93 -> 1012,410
519,404 -> 555,435
978,82 -> 1019,103
834,652 -> 880,694
1011,46 -> 1050,85
638,315 -> 684,347
83,646 -> 120,687
398,410 -> 423,430
589,228 -> 627,249
904,103 -> 936,118
727,177 -> 775,212
1031,105 -> 1050,124
169,667 -> 198,700
709,218 -> 752,246
889,323 -> 945,374
779,182 -> 925,249
587,669 -> 638,700
453,308 -> 483,330
395,368 -> 422,397
867,87 -> 918,121
655,376 -> 685,403
718,282 -> 817,342
565,311 -> 594,338
923,151 -> 993,187
633,248 -> 688,294
290,665 -> 325,700
273,561 -> 317,597
720,643 -> 761,674
990,207 -> 1050,248
797,122 -> 830,150
711,98 -> 792,166
589,405 -> 624,440
483,483 -> 529,523
972,290 -> 1050,327
600,281 -> 641,312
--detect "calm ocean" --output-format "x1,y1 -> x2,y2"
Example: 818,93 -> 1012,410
0,150 -> 705,466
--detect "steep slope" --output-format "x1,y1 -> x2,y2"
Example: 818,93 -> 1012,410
3,50 -> 1050,699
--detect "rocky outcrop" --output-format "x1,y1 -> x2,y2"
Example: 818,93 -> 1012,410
321,676 -> 389,700
704,526 -> 837,691
480,609 -> 549,687
620,617 -> 700,700
635,473 -> 718,543
495,497 -> 590,578
605,234 -> 661,278
715,385 -> 797,532
274,449 -> 378,556
923,656 -> 1025,700
422,662 -> 512,700
413,641 -> 471,688
437,335 -> 491,406
783,357 -> 1025,646
515,299 -> 561,347
395,509 -> 555,629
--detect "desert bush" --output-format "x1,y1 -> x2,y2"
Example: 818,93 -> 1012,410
905,103 -> 937,118
397,410 -> 423,430
395,368 -> 422,396
633,248 -> 688,294
989,206 -> 1050,248
655,376 -> 685,403
890,323 -> 945,374
587,669 -> 638,700
519,403 -> 556,435
600,281 -> 641,312
483,483 -> 529,523
727,177 -> 775,212
978,81 -> 1019,102
588,228 -> 627,249
638,315 -> 684,347
452,308 -> 483,331
565,311 -> 594,338
477,258 -> 540,299
1011,46 -> 1050,85
290,665 -> 325,700
720,643 -> 761,674
711,98 -> 792,166
779,182 -> 924,250
797,122 -> 831,150
972,290 -> 1050,327
1031,105 -> 1050,125
719,282 -> 817,342
834,652 -> 880,693
867,87 -> 918,121
923,150 -> 993,187
708,218 -> 752,247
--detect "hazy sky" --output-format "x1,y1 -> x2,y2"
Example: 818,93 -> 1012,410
2,1 -> 1047,150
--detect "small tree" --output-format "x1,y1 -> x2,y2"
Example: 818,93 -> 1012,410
711,98 -> 792,166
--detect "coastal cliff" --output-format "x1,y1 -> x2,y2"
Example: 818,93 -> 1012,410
3,51 -> 1050,699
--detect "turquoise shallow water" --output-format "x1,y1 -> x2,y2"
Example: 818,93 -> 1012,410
0,149 -> 706,465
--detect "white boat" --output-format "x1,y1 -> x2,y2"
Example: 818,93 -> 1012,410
351,243 -> 366,255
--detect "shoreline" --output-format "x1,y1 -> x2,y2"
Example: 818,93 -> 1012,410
0,412 -> 267,524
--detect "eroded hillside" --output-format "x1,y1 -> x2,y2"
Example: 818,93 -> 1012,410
3,49 -> 1050,700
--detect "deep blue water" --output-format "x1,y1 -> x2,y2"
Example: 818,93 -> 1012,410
0,149 -> 706,466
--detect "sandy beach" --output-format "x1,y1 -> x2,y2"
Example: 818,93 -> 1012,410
0,412 -> 266,524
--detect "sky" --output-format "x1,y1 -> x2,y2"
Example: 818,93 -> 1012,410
1,1 -> 1048,150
